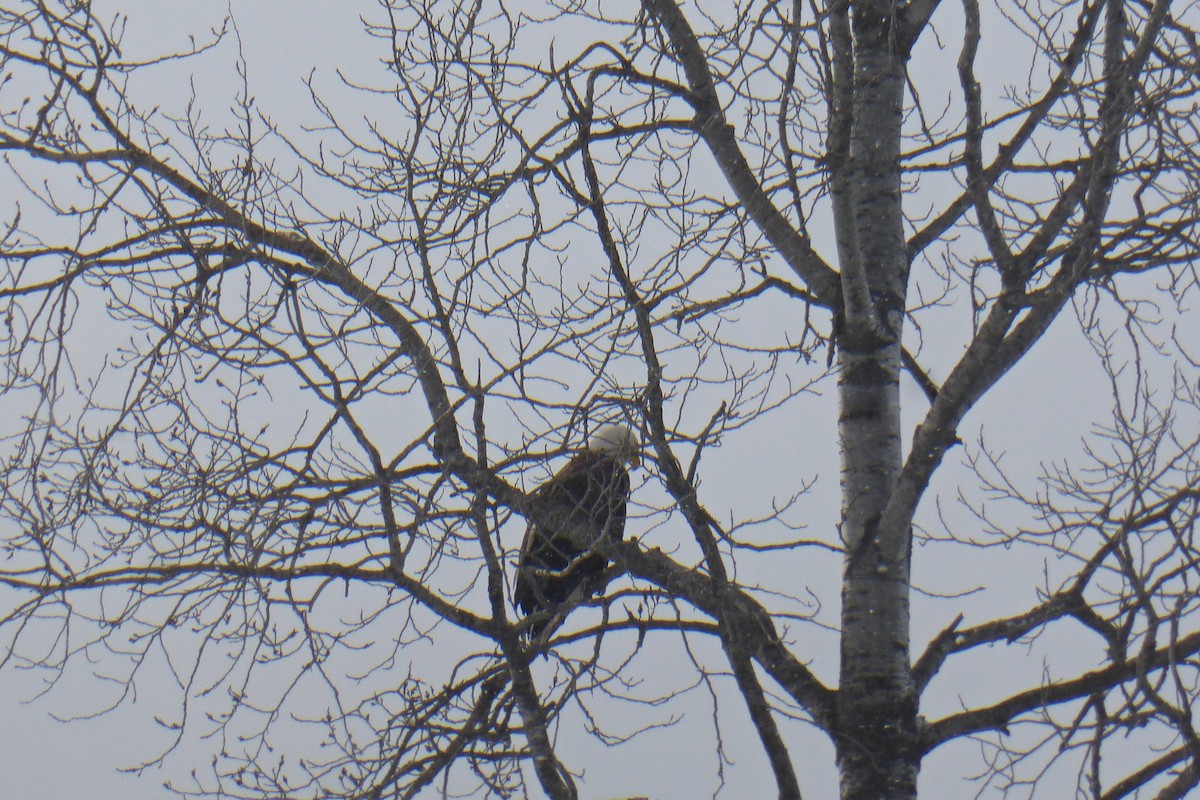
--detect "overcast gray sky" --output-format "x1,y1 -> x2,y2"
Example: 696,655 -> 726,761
0,1 -> 1170,798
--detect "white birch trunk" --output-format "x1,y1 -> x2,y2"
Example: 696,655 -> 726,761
834,7 -> 919,798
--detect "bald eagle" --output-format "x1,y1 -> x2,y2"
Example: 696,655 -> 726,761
514,424 -> 640,639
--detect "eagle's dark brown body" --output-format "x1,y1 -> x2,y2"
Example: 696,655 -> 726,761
514,450 -> 632,638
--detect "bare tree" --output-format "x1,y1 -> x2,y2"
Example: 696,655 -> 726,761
2,0 -> 1199,798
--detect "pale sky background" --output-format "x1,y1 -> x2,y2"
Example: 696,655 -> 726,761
0,1 -> 1162,798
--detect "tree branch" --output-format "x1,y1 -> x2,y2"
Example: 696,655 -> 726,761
639,0 -> 842,308
611,542 -> 837,732
921,627 -> 1200,751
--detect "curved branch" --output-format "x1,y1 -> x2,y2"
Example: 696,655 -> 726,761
921,627 -> 1200,752
611,542 -> 837,732
0,560 -> 496,637
725,642 -> 804,800
639,0 -> 842,308
0,47 -> 467,468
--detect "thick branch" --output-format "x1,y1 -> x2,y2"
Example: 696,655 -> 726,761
725,642 -> 804,800
921,627 -> 1200,751
639,0 -> 842,307
610,542 -> 837,732
896,0 -> 945,55
1,560 -> 496,637
913,583 -> 1114,693
1100,745 -> 1193,800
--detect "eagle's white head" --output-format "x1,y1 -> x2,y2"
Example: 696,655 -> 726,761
587,423 -> 641,467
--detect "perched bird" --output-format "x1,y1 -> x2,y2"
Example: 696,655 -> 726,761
514,424 -> 640,639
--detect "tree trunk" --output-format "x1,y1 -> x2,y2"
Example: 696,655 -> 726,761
834,6 -> 919,798
837,339 -> 918,800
